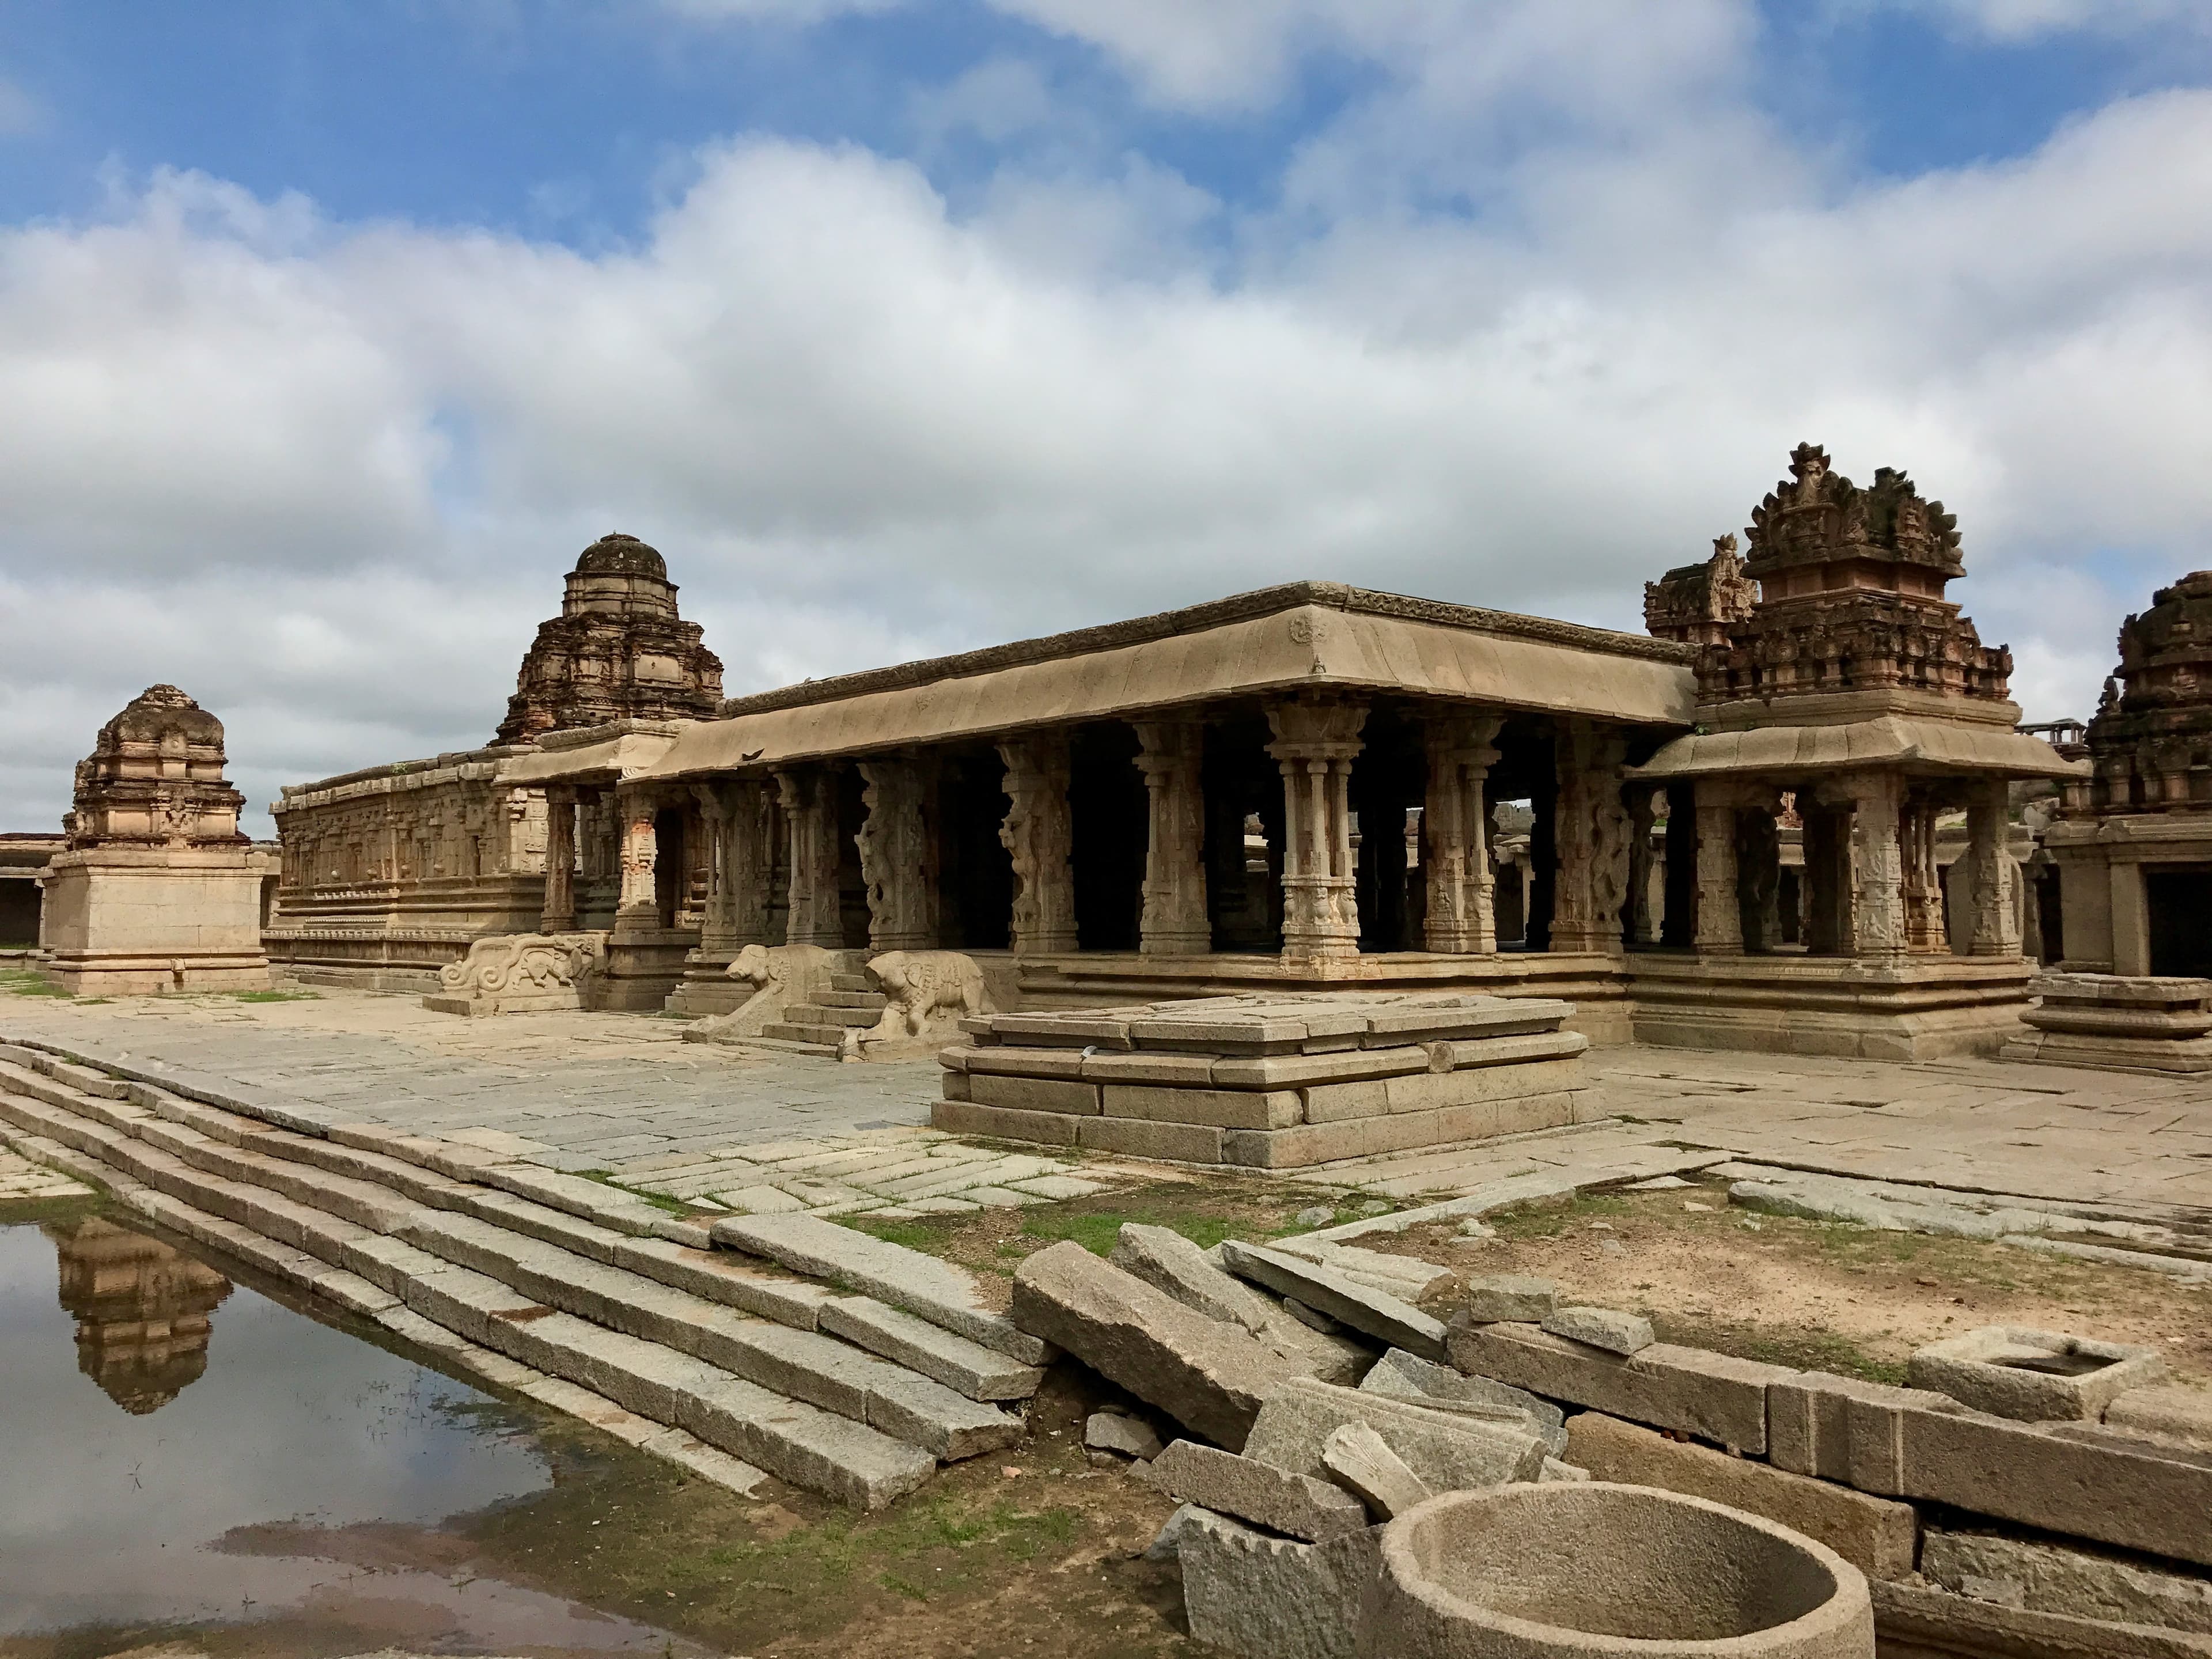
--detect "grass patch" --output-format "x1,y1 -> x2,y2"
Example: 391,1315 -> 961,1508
225,988 -> 320,1002
1656,1310 -> 1909,1384
848,1215 -> 949,1252
0,967 -> 74,998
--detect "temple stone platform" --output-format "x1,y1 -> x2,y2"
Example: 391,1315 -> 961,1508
934,993 -> 1593,1168
2001,972 -> 2212,1074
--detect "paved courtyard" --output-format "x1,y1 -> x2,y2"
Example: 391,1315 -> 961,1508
4,986 -> 2210,1224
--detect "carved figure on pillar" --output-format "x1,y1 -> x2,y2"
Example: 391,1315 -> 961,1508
777,768 -> 846,949
1626,787 -> 1661,947
615,789 -> 659,926
1422,714 -> 1502,954
541,787 -> 578,934
1693,785 -> 1745,955
1853,774 -> 1908,957
1551,721 -> 1632,954
1266,696 -> 1367,966
1133,722 -> 1210,955
1965,780 -> 2022,957
857,758 -> 941,953
997,735 -> 1079,955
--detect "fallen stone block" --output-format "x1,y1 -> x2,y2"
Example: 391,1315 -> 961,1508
1767,1370 -> 1961,1492
1565,1411 -> 1918,1581
1144,1501 -> 1206,1562
1086,1411 -> 1165,1460
1359,1346 -> 1566,1454
1900,1413 -> 2212,1570
1449,1320 -> 1790,1453
1873,1577 -> 2212,1659
1140,1440 -> 1370,1542
1178,1506 -> 1384,1659
1538,1457 -> 1589,1481
1012,1241 -> 1304,1450
713,1211 -> 1045,1364
1242,1376 -> 1545,1493
1110,1222 -> 1372,1385
1322,1422 -> 1433,1520
2108,1385 -> 2212,1452
1908,1325 -> 2166,1422
1217,1239 -> 1447,1363
1463,1273 -> 1557,1323
1922,1528 -> 2212,1637
1540,1304 -> 1653,1355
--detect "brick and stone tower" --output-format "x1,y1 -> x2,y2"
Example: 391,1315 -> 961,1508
65,684 -> 248,850
2080,569 -> 2212,813
494,533 -> 724,745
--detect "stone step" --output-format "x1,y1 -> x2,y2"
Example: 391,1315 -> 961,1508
715,1034 -> 842,1060
398,1210 -> 1021,1459
408,1264 -> 935,1509
0,1080 -> 963,1503
820,1294 -> 1044,1402
761,1021 -> 858,1047
781,1003 -> 882,1029
813,990 -> 890,1011
828,973 -> 877,994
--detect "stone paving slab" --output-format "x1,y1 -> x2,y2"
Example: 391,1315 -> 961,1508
5,987 -> 2211,1223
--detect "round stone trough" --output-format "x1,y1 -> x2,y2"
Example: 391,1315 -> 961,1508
1358,1482 -> 1873,1659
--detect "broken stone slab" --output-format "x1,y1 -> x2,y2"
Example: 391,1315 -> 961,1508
712,1211 -> 1046,1364
1242,1376 -> 1546,1493
1217,1239 -> 1448,1363
1566,1411 -> 1918,1582
1450,1320 -> 1791,1455
1908,1325 -> 2166,1422
1143,1501 -> 1207,1562
1178,1506 -> 1385,1659
1271,1237 -> 1456,1301
1922,1528 -> 2212,1637
1767,1370 -> 1963,1490
1086,1411 -> 1165,1460
819,1296 -> 1043,1402
1110,1222 -> 1372,1385
1359,1347 -> 1567,1455
1139,1440 -> 1371,1542
1011,1241 -> 1304,1450
1323,1422 -> 1433,1520
1464,1273 -> 1558,1323
1540,1305 -> 1654,1355
1538,1458 -> 1589,1482
2108,1385 -> 2212,1452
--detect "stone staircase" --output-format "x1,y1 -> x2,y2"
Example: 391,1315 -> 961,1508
0,1037 -> 1033,1510
758,970 -> 889,1051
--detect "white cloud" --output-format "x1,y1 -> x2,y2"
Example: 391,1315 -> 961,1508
1839,0 -> 2212,44
3,15 -> 2211,836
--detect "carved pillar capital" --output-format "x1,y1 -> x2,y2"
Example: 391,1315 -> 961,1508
998,734 -> 1078,955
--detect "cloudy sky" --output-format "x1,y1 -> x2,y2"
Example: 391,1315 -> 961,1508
2,2 -> 2209,835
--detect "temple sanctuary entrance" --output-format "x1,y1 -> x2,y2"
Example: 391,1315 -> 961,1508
940,750 -> 1013,951
0,881 -> 36,946
2147,866 -> 2212,976
651,808 -> 686,928
1069,722 -> 1146,951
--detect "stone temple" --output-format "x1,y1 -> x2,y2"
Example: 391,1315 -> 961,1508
256,446 -> 2103,1112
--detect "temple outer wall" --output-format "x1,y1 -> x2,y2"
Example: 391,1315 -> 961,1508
265,749 -> 549,993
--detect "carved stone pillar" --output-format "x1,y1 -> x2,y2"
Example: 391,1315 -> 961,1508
1900,795 -> 1945,954
1693,781 -> 1744,955
725,778 -> 776,947
1738,798 -> 1783,953
614,787 -> 659,931
540,787 -> 577,934
857,757 -> 940,953
1132,722 -> 1209,955
1267,697 -> 1366,967
1551,721 -> 1632,955
1964,779 -> 2021,957
1851,774 -> 1907,959
1626,787 -> 1661,948
998,734 -> 1078,955
1422,714 -> 1502,955
777,767 -> 845,949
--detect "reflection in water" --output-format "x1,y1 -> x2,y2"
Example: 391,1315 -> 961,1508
0,1211 -> 705,1651
47,1214 -> 232,1413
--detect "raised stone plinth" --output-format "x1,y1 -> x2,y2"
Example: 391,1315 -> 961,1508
43,847 -> 275,995
2001,973 -> 2212,1073
1357,1483 -> 1874,1659
935,993 -> 1592,1168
